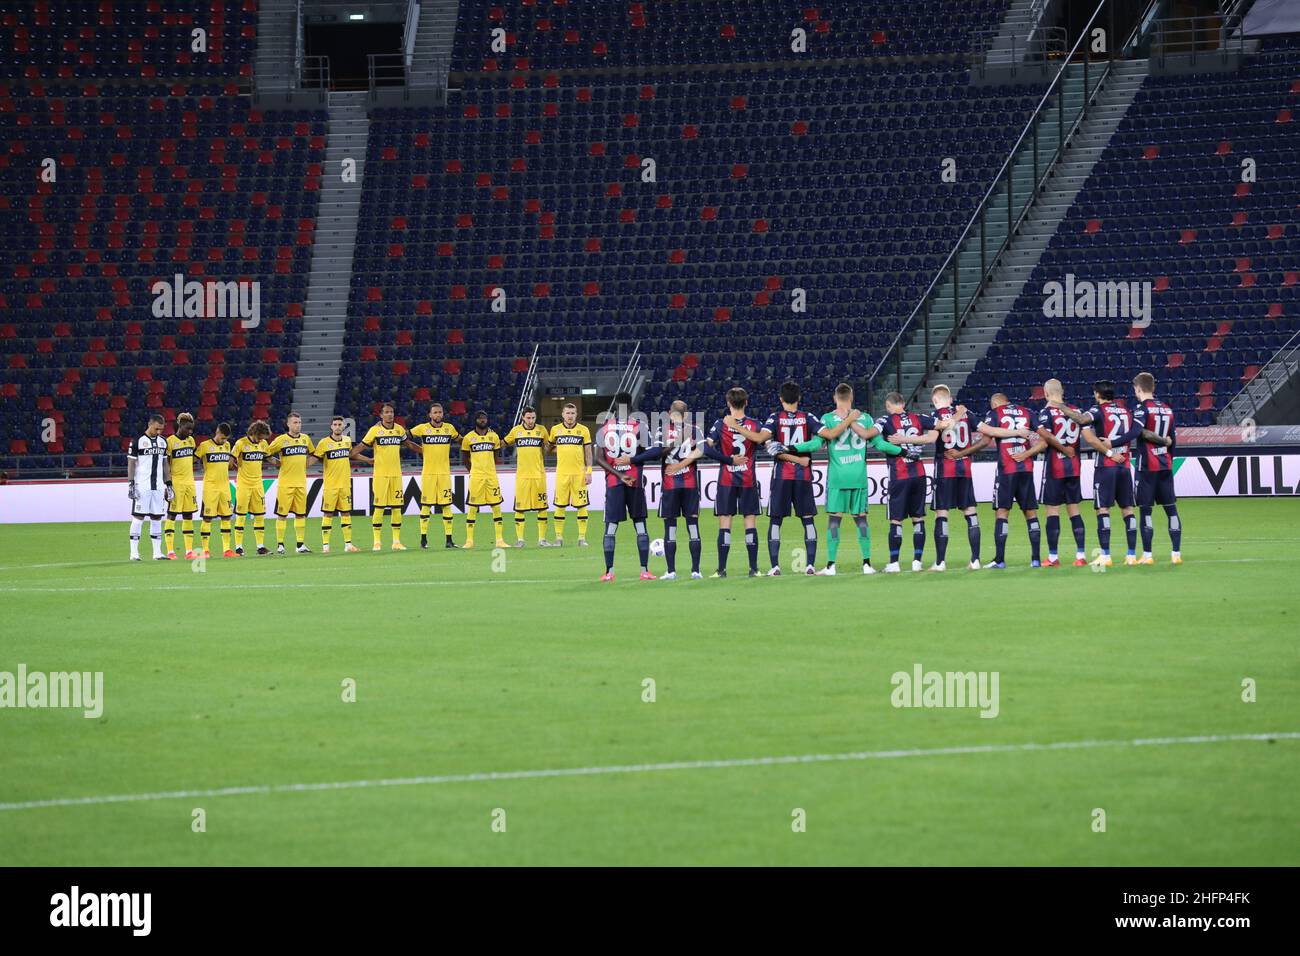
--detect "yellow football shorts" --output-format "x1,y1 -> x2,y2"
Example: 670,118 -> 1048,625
467,475 -> 502,507
321,484 -> 352,514
275,483 -> 307,516
202,483 -> 233,519
421,473 -> 453,507
514,477 -> 548,512
168,483 -> 198,515
553,473 -> 589,508
235,482 -> 265,516
372,475 -> 403,509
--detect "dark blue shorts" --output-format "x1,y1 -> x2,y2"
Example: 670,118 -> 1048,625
993,471 -> 1038,512
605,479 -> 648,523
888,476 -> 928,521
1136,469 -> 1176,507
714,482 -> 760,516
768,477 -> 817,518
931,476 -> 976,512
1093,466 -> 1135,509
1041,474 -> 1083,506
659,487 -> 700,520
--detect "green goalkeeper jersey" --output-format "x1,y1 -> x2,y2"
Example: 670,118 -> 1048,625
792,411 -> 901,490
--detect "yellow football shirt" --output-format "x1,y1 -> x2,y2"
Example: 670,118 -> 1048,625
460,429 -> 502,478
165,434 -> 197,485
267,431 -> 314,485
314,435 -> 352,488
503,424 -> 547,482
195,439 -> 233,485
231,436 -> 270,485
361,422 -> 407,479
548,422 -> 591,475
409,422 -> 459,475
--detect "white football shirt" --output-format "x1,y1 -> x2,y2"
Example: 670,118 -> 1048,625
129,433 -> 168,491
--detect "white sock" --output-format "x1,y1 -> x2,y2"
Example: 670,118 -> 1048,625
150,519 -> 163,555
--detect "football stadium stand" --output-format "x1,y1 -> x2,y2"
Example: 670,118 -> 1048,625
961,35 -> 1300,424
1,0 -> 1297,475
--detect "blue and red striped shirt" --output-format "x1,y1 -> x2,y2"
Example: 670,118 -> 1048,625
1036,404 -> 1082,479
933,405 -> 978,479
874,411 -> 934,480
595,416 -> 647,488
708,417 -> 758,487
763,409 -> 822,481
982,404 -> 1036,474
1131,399 -> 1176,473
654,421 -> 705,490
1085,402 -> 1132,469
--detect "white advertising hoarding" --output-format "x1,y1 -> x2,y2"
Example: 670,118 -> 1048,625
1,455 -> 1295,524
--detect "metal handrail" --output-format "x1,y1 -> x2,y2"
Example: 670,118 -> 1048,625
1121,0 -> 1167,56
369,53 -> 408,90
608,342 -> 642,414
250,53 -> 327,96
525,339 -> 643,370
403,0 -> 420,68
294,0 -> 303,77
1153,14 -> 1247,67
867,0 -> 1112,406
301,54 -> 329,90
976,25 -> 1068,80
1218,329 -> 1300,424
368,51 -> 449,103
513,343 -> 540,425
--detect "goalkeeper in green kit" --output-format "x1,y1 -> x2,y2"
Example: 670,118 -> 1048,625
783,383 -> 904,575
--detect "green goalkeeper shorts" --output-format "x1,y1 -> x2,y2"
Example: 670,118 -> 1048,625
825,486 -> 868,515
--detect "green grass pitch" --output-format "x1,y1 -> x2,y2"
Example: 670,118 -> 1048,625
0,497 -> 1296,866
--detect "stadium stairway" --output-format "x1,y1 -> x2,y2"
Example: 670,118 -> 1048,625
903,58 -> 1149,411
410,0 -> 460,90
1219,329 -> 1300,425
292,90 -> 370,436
254,0 -> 299,96
980,0 -> 1048,70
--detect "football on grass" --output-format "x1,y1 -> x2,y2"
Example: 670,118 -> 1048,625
649,537 -> 665,557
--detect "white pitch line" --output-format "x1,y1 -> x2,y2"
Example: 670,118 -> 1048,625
0,538 -> 1294,576
0,555 -> 1288,593
0,731 -> 1294,813
0,578 -> 561,594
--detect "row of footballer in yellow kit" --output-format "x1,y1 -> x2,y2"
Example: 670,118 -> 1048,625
124,401 -> 598,561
